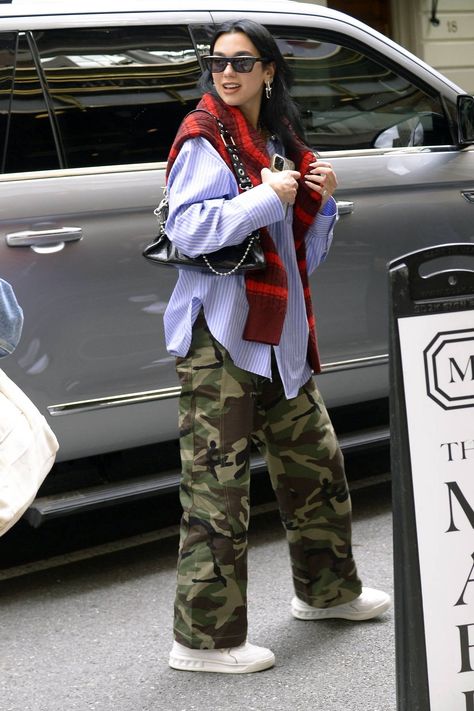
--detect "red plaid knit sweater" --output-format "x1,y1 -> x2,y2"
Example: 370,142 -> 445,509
166,93 -> 322,373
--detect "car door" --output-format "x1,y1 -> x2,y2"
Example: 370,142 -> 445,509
0,19 -> 213,461
211,10 -> 474,409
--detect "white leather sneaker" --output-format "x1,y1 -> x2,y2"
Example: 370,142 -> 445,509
291,587 -> 391,621
169,640 -> 275,674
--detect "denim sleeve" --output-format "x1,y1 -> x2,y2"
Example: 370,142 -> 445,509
0,279 -> 24,358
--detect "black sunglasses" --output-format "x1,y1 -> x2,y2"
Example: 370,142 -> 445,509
203,55 -> 268,74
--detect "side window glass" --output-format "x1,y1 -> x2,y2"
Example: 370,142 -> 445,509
2,33 -> 59,173
270,27 -> 452,151
34,26 -> 202,168
0,33 -> 16,171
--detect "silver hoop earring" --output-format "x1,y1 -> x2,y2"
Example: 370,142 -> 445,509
265,80 -> 272,99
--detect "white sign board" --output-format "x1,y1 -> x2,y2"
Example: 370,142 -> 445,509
398,309 -> 474,711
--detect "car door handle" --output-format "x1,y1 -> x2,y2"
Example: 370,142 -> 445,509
336,201 -> 354,215
6,226 -> 83,247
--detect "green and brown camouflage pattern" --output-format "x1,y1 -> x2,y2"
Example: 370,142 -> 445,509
173,314 -> 362,649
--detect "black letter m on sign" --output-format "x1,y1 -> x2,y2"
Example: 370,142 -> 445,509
449,355 -> 474,383
446,482 -> 474,532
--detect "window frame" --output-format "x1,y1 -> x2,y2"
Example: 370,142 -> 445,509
0,19 -> 459,176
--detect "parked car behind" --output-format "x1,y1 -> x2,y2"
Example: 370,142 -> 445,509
1,0 -> 473,524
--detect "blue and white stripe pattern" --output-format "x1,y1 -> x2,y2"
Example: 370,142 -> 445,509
163,136 -> 337,399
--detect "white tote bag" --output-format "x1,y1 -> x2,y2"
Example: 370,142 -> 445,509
0,368 -> 59,536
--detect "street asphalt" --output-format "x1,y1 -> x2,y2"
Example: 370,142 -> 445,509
0,484 -> 395,711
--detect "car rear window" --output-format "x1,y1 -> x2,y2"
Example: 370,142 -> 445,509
34,25 -> 202,167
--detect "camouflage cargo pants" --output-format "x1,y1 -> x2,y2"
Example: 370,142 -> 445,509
174,313 -> 362,649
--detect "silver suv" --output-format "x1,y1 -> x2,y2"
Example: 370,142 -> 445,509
1,1 -> 473,522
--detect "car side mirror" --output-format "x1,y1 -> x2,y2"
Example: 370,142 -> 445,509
457,94 -> 474,145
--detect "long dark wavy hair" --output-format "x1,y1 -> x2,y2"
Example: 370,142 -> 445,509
199,19 -> 307,154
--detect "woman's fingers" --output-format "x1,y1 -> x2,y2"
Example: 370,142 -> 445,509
304,161 -> 338,203
261,167 -> 301,204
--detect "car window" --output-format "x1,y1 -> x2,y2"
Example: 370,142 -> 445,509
33,26 -> 202,168
1,33 -> 60,173
0,33 -> 16,172
270,27 -> 453,151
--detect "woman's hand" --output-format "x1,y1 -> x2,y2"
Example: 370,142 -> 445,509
304,159 -> 338,207
261,167 -> 301,205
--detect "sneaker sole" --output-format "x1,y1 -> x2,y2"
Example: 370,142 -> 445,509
169,653 -> 275,674
291,598 -> 391,622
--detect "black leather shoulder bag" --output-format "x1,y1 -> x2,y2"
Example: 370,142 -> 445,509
142,110 -> 266,276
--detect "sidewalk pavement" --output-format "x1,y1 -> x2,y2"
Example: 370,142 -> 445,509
0,484 -> 394,711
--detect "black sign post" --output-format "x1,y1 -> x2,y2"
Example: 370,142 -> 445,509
389,243 -> 474,711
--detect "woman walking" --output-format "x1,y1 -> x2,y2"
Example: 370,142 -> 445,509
163,19 -> 390,674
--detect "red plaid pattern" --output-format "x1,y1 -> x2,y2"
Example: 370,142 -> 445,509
166,93 -> 322,372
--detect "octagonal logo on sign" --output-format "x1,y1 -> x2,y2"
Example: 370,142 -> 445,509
423,328 -> 474,409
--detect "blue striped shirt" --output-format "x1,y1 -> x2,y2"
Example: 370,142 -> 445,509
163,136 -> 337,399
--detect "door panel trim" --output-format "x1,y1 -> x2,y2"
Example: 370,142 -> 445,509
47,353 -> 389,416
